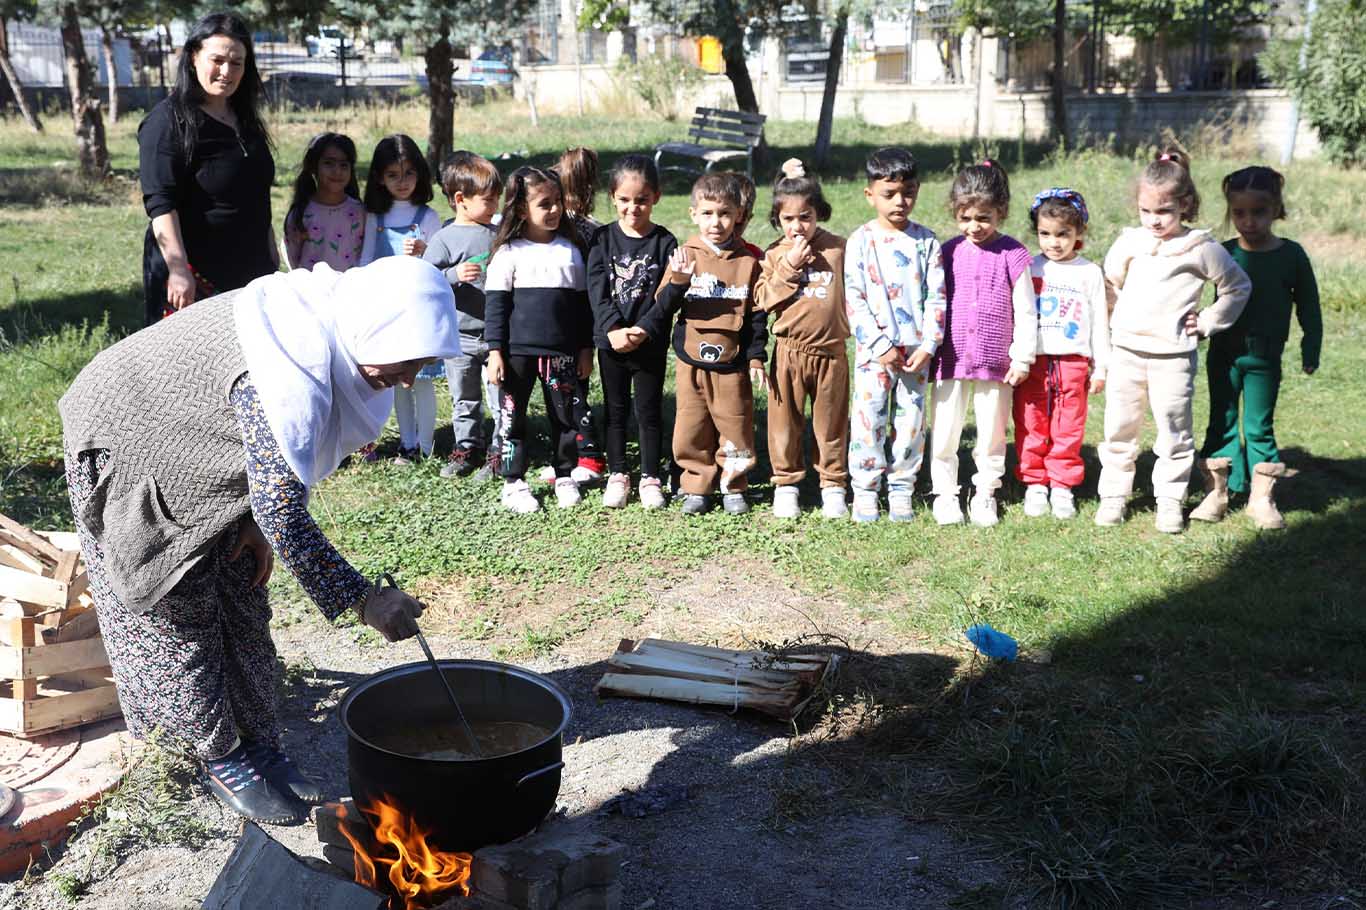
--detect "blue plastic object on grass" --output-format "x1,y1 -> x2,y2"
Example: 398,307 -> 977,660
965,623 -> 1018,661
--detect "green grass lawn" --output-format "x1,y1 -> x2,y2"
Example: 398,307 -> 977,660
2,100 -> 1364,906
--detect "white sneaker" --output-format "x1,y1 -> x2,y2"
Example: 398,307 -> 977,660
933,494 -> 964,525
821,487 -> 849,519
772,485 -> 800,518
570,463 -> 603,486
538,465 -> 556,484
1023,484 -> 1050,518
639,476 -> 666,510
1050,487 -> 1077,520
888,490 -> 915,522
501,479 -> 540,513
851,489 -> 879,523
554,476 -> 582,509
1094,496 -> 1126,526
1155,497 -> 1185,534
969,491 -> 999,527
602,473 -> 630,508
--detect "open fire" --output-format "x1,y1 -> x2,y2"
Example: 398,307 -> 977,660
338,796 -> 473,909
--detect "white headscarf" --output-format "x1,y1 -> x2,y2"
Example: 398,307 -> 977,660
233,257 -> 461,487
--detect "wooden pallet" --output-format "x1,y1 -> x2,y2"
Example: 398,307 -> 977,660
0,514 -> 120,738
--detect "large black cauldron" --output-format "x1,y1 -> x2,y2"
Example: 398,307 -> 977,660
339,660 -> 571,853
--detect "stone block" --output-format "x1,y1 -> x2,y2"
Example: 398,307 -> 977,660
322,843 -> 359,876
469,826 -> 625,910
312,799 -> 368,850
557,882 -> 623,910
470,848 -> 560,910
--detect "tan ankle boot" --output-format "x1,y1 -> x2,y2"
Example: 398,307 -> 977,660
1248,462 -> 1287,530
1189,457 -> 1232,522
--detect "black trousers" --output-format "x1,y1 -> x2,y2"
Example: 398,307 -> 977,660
598,345 -> 668,478
500,354 -> 580,481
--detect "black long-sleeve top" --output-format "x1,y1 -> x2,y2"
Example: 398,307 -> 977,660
586,222 -> 677,349
138,97 -> 276,297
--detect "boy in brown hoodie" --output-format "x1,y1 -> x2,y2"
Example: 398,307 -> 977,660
639,173 -> 768,515
753,160 -> 850,519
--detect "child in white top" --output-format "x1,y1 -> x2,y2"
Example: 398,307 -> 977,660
1096,147 -> 1251,533
1013,188 -> 1109,520
359,134 -> 443,464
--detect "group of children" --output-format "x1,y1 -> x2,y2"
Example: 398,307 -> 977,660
281,132 -> 1321,533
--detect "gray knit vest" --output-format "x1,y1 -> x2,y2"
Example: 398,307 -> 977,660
59,291 -> 251,613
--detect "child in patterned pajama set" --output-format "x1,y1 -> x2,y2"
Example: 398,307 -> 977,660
844,147 -> 947,523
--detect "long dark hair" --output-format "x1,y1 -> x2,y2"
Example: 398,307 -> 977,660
768,161 -> 831,230
491,166 -> 584,257
170,13 -> 270,163
286,132 -> 359,232
363,134 -> 433,214
555,147 -> 599,218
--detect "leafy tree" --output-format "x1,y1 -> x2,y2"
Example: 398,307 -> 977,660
332,0 -> 535,172
1263,0 -> 1366,165
0,0 -> 43,130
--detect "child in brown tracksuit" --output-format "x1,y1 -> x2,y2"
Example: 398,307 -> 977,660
753,160 -> 850,520
639,173 -> 767,516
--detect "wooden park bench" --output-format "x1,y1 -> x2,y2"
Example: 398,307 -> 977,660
653,107 -> 768,178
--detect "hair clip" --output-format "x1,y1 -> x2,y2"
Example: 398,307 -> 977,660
1030,187 -> 1090,225
780,158 -> 806,179
1158,153 -> 1173,162
980,160 -> 993,168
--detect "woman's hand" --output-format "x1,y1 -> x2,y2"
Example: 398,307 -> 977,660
577,348 -> 594,380
358,585 -> 425,642
166,262 -> 196,311
228,517 -> 274,588
487,349 -> 506,385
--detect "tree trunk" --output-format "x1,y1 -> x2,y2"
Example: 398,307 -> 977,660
100,24 -> 119,124
0,17 -> 43,132
60,2 -> 110,179
1051,0 -> 1067,144
715,0 -> 758,113
812,9 -> 848,172
423,31 -> 454,175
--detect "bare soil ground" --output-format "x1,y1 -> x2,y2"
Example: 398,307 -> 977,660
1,558 -> 1006,910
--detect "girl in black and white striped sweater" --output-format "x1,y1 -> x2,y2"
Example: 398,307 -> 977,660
484,166 -> 595,513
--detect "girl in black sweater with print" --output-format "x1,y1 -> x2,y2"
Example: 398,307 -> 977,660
586,155 -> 678,511
485,167 -> 594,514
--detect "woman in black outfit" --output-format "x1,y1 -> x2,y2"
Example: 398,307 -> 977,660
138,13 -> 277,326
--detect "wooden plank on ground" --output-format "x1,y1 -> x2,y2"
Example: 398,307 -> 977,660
0,515 -> 63,564
607,649 -> 799,691
51,551 -> 80,586
0,566 -> 67,609
595,672 -> 795,718
66,571 -> 88,606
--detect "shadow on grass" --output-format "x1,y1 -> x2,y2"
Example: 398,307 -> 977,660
0,166 -> 138,208
0,287 -> 143,352
819,452 -> 1366,907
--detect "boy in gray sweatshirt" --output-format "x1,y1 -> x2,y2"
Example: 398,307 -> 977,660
424,152 -> 504,478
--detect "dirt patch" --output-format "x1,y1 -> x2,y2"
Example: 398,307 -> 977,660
1,559 -> 1002,909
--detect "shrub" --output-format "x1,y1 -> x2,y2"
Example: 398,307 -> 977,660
613,55 -> 705,122
1262,0 -> 1366,166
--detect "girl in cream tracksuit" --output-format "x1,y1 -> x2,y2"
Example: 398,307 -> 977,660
1096,148 -> 1250,533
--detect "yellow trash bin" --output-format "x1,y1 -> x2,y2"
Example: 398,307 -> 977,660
698,35 -> 724,73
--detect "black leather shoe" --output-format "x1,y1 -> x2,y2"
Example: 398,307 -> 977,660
681,494 -> 712,515
203,745 -> 301,824
722,493 -> 751,515
244,740 -> 326,805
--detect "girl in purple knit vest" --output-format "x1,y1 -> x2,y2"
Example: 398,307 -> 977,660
929,160 -> 1038,527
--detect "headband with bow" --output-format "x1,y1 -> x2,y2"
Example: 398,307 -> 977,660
1030,187 -> 1090,224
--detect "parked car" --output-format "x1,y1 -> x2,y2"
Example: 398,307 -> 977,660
306,27 -> 350,58
468,45 -> 550,83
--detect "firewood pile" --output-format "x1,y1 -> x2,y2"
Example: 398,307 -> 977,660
595,638 -> 839,721
0,512 -> 119,738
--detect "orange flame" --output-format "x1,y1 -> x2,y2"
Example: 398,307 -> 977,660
338,797 -> 473,909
